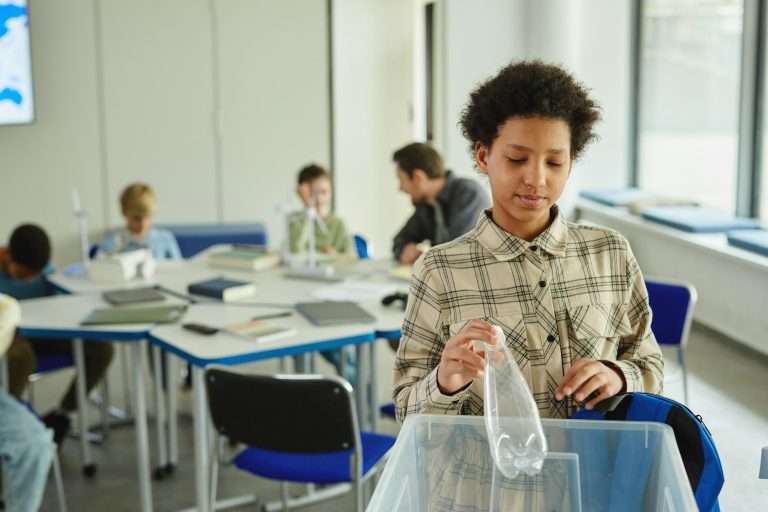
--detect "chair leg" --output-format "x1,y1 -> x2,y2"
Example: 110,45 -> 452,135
678,347 -> 689,405
51,449 -> 68,512
152,346 -> 168,480
119,345 -> 133,417
208,435 -> 220,512
353,478 -> 362,512
99,377 -> 110,439
308,353 -> 316,374
280,482 -> 290,511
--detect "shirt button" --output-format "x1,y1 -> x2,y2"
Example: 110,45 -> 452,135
530,245 -> 538,252
539,280 -> 546,288
547,334 -> 556,343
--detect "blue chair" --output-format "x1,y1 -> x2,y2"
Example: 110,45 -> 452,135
159,223 -> 268,258
645,277 -> 698,404
353,234 -> 370,260
380,402 -> 396,420
27,350 -> 75,406
205,368 -> 395,512
26,345 -> 113,447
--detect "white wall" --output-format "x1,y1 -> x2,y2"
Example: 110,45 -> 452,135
439,0 -> 527,177
332,0 -> 415,258
98,0 -> 218,227
0,0 -> 104,266
434,0 -> 633,215
0,0 -> 330,265
573,0 -> 633,189
215,0 -> 330,246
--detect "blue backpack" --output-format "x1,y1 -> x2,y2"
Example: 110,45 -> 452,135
571,393 -> 724,512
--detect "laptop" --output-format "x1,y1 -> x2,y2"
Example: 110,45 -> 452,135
295,301 -> 376,326
102,286 -> 166,306
81,304 -> 187,326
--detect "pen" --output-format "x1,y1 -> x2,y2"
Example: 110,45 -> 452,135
251,311 -> 293,321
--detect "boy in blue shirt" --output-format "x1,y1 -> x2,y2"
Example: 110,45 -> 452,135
99,183 -> 182,260
2,224 -> 114,444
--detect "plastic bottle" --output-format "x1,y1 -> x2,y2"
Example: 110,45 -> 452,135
481,325 -> 547,478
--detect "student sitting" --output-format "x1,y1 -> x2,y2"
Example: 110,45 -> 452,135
2,224 -> 114,443
289,164 -> 355,380
394,61 -> 663,422
391,142 -> 490,265
288,164 -> 352,258
99,182 -> 182,260
0,293 -> 55,512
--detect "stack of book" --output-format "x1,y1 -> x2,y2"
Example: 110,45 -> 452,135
207,246 -> 280,271
187,277 -> 256,302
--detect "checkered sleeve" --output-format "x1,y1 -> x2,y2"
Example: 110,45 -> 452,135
393,252 -> 470,422
610,240 -> 665,393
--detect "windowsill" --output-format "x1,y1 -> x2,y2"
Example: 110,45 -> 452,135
574,198 -> 768,272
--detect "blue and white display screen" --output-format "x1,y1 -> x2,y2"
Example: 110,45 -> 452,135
0,1 -> 33,124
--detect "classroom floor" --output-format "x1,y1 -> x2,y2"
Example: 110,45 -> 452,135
33,323 -> 768,511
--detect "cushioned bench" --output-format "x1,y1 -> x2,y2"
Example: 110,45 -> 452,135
579,188 -> 652,207
159,223 -> 268,258
727,230 -> 768,257
639,207 -> 761,233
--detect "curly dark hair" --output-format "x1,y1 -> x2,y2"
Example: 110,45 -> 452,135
459,60 -> 601,160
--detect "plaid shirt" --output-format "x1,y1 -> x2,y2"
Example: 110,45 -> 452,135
393,207 -> 663,421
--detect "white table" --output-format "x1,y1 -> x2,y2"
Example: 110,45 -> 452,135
49,254 -> 408,512
149,304 -> 379,512
17,294 -> 157,512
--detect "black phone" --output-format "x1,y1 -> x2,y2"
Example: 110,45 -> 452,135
182,323 -> 219,335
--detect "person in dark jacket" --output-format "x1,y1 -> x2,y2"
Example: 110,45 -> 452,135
392,142 -> 490,264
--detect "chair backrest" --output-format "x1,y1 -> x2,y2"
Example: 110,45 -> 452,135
0,293 -> 21,357
205,368 -> 361,453
353,234 -> 370,260
160,223 -> 268,258
645,277 -> 697,347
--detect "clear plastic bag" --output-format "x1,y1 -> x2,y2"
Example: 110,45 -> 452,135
481,325 -> 548,478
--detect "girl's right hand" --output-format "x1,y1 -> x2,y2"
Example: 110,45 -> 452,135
436,320 -> 497,395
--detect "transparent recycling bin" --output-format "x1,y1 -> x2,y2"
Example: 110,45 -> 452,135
367,415 -> 697,512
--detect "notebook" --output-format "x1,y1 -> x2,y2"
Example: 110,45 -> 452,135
295,301 -> 376,326
223,319 -> 296,343
102,286 -> 166,305
81,304 -> 187,326
187,278 -> 256,302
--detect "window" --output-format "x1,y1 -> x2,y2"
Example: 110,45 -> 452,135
636,0 -> 744,213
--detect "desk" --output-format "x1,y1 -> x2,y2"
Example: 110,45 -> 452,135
49,254 -> 408,512
17,294 -> 155,512
149,305 -> 377,512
